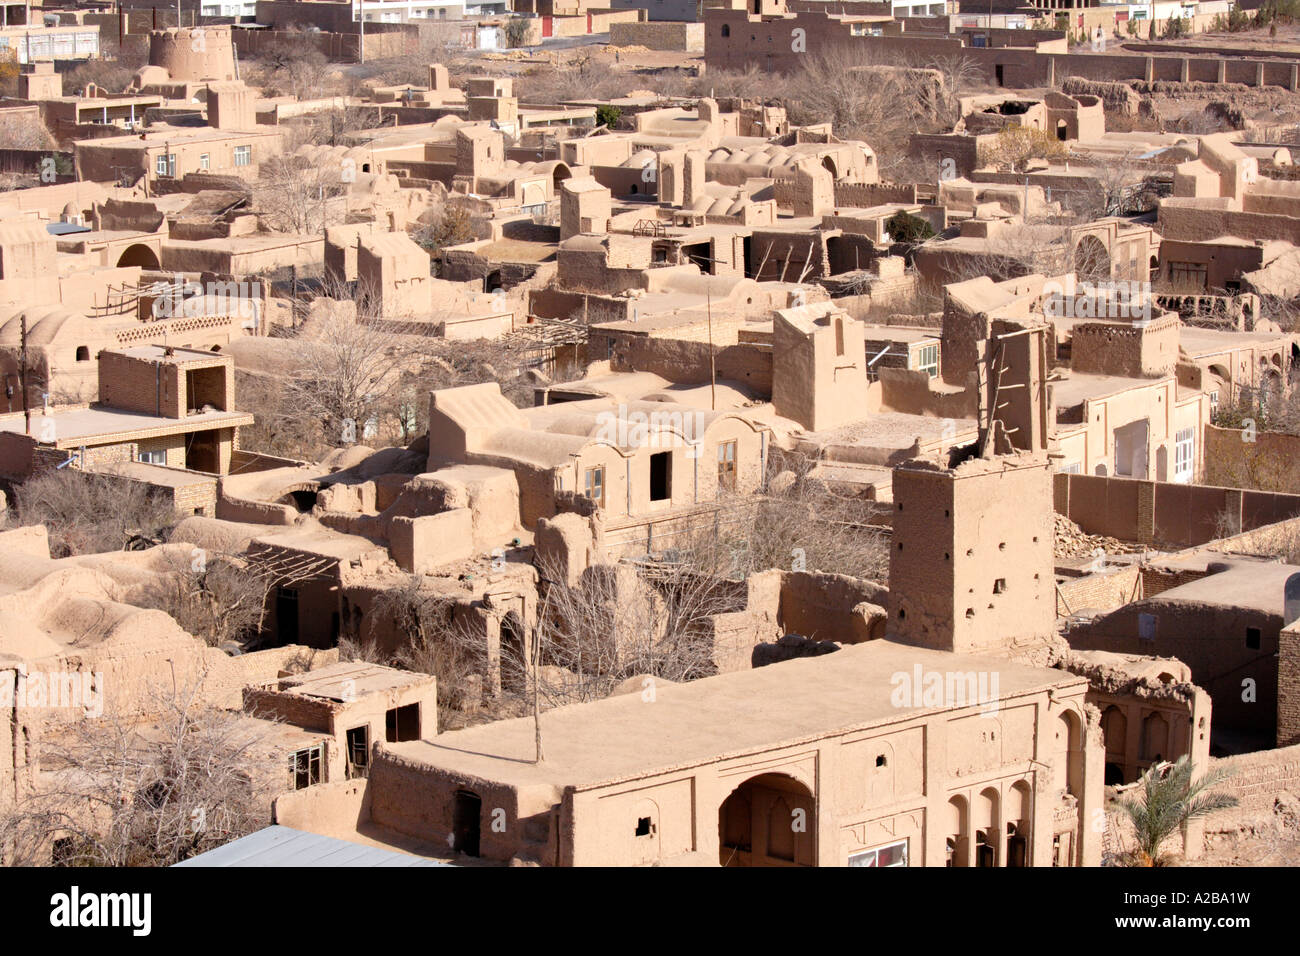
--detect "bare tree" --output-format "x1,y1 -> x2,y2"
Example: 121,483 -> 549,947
283,306 -> 416,447
138,547 -> 332,649
977,126 -> 1069,173
372,578 -> 494,729
253,152 -> 349,235
14,469 -> 175,557
528,553 -> 741,708
0,687 -> 285,867
926,53 -> 986,98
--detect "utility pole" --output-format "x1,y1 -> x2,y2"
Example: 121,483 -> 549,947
706,288 -> 716,411
19,314 -> 30,435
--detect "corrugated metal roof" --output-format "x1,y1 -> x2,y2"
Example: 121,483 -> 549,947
173,826 -> 452,868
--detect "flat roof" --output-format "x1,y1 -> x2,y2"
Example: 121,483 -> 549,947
1153,561 -> 1299,614
267,661 -> 432,702
385,641 -> 1084,791
1179,326 -> 1294,357
173,826 -> 451,868
92,460 -> 217,488
0,406 -> 253,448
1050,372 -> 1170,408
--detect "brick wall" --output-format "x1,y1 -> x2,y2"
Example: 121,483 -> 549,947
1056,565 -> 1140,617
1280,624 -> 1300,748
1210,741 -> 1300,816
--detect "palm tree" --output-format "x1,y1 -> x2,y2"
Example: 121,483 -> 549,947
1117,755 -> 1237,866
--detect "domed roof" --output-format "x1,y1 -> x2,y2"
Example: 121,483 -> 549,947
0,307 -> 95,348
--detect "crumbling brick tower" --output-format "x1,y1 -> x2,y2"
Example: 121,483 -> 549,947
888,453 -> 1055,654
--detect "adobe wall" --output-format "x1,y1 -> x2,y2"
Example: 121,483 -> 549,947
777,571 -> 888,645
603,329 -> 773,394
1159,201 -> 1300,246
1209,741 -> 1300,817
273,777 -> 372,838
368,745 -> 549,863
703,12 -> 1300,90
890,455 -> 1055,654
1066,602 -> 1278,738
1053,472 -> 1300,548
877,366 -> 976,420
609,21 -> 704,52
1069,316 -> 1179,379
0,666 -> 37,812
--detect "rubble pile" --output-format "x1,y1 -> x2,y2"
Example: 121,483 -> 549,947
1053,513 -> 1144,558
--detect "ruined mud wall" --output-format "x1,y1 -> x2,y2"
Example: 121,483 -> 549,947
1209,742 -> 1300,816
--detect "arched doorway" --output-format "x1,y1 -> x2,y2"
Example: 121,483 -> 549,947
116,243 -> 160,270
821,155 -> 838,180
719,772 -> 815,867
1073,234 -> 1110,280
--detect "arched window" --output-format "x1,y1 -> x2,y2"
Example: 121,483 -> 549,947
75,346 -> 90,362
721,24 -> 731,37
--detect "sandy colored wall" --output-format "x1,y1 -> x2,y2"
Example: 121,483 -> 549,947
1053,472 -> 1300,548
609,21 -> 704,52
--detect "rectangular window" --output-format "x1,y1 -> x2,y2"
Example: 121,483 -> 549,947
233,145 -> 252,167
385,703 -> 421,743
649,451 -> 671,502
199,153 -> 210,171
345,726 -> 369,776
849,839 -> 908,867
289,744 -> 322,790
1174,427 -> 1194,483
717,440 -> 737,492
1246,626 -> 1261,650
584,466 -> 605,508
1138,612 -> 1157,641
137,448 -> 166,465
155,153 -> 175,177
1060,461 -> 1081,474
914,343 -> 939,378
